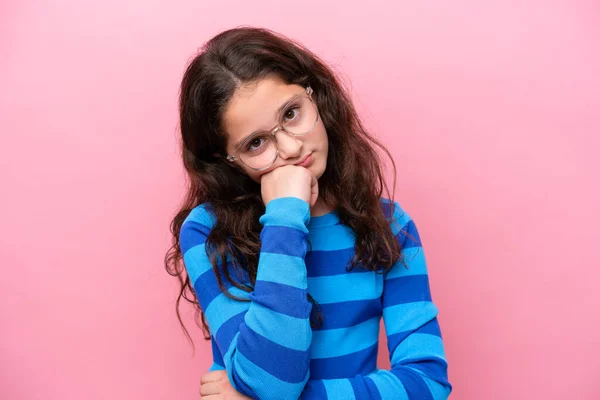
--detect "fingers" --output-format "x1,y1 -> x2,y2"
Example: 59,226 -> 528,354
198,370 -> 252,399
200,370 -> 227,384
199,381 -> 219,396
199,381 -> 223,397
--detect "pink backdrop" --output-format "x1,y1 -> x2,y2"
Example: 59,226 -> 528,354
1,1 -> 599,399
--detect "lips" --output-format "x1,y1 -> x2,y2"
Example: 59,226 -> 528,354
294,153 -> 313,167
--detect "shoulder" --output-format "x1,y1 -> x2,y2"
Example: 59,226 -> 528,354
179,203 -> 231,286
379,197 -> 422,249
183,202 -> 217,229
378,197 -> 413,230
180,202 -> 217,254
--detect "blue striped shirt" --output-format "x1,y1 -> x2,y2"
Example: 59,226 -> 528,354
180,196 -> 451,399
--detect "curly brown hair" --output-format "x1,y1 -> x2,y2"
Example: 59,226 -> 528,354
165,27 -> 404,351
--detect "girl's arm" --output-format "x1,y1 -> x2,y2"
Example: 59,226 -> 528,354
301,202 -> 452,399
181,197 -> 313,400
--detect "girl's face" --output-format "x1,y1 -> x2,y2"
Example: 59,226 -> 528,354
222,77 -> 329,183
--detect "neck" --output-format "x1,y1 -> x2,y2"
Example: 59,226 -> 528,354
310,197 -> 334,217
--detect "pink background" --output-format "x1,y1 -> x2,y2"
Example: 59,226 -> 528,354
2,1 -> 599,399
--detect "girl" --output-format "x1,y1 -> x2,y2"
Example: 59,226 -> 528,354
166,27 -> 452,400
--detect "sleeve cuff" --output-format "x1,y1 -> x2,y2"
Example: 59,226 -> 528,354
260,197 -> 311,232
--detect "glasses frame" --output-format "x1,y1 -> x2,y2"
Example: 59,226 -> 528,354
226,86 -> 319,171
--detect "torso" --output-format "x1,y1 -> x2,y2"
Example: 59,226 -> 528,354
304,211 -> 383,379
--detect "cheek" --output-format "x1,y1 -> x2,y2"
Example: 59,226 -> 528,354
247,166 -> 274,183
316,123 -> 328,145
317,127 -> 329,154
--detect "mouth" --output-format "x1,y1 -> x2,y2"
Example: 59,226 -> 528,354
294,153 -> 313,167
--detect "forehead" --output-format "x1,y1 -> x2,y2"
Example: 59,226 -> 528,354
222,77 -> 302,146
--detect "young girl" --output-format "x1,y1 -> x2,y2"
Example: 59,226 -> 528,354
166,27 -> 452,400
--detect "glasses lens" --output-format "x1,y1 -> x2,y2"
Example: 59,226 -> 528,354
279,95 -> 318,135
238,134 -> 277,170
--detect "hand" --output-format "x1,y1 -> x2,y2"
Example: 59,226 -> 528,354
260,164 -> 319,208
199,370 -> 252,399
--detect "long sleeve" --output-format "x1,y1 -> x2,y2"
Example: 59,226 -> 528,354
180,197 -> 313,400
301,201 -> 452,399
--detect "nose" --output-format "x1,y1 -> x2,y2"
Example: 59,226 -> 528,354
275,130 -> 303,160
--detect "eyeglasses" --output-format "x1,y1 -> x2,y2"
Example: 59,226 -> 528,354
226,86 -> 319,171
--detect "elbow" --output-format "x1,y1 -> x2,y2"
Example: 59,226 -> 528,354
430,382 -> 452,400
426,378 -> 452,400
227,351 -> 310,400
391,363 -> 452,400
230,371 -> 309,400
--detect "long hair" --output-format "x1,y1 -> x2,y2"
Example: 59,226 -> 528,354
165,27 -> 403,349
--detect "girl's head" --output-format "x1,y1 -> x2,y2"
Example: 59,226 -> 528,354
178,26 -> 394,205
221,76 -> 329,183
168,27 -> 401,343
180,26 -> 334,184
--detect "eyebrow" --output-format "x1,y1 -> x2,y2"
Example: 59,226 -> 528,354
233,93 -> 301,150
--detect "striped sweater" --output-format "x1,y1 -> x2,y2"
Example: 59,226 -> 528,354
180,196 -> 451,399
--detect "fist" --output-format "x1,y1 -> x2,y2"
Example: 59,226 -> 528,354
260,164 -> 319,207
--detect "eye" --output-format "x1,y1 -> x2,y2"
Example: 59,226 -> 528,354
244,136 -> 266,152
283,106 -> 300,122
